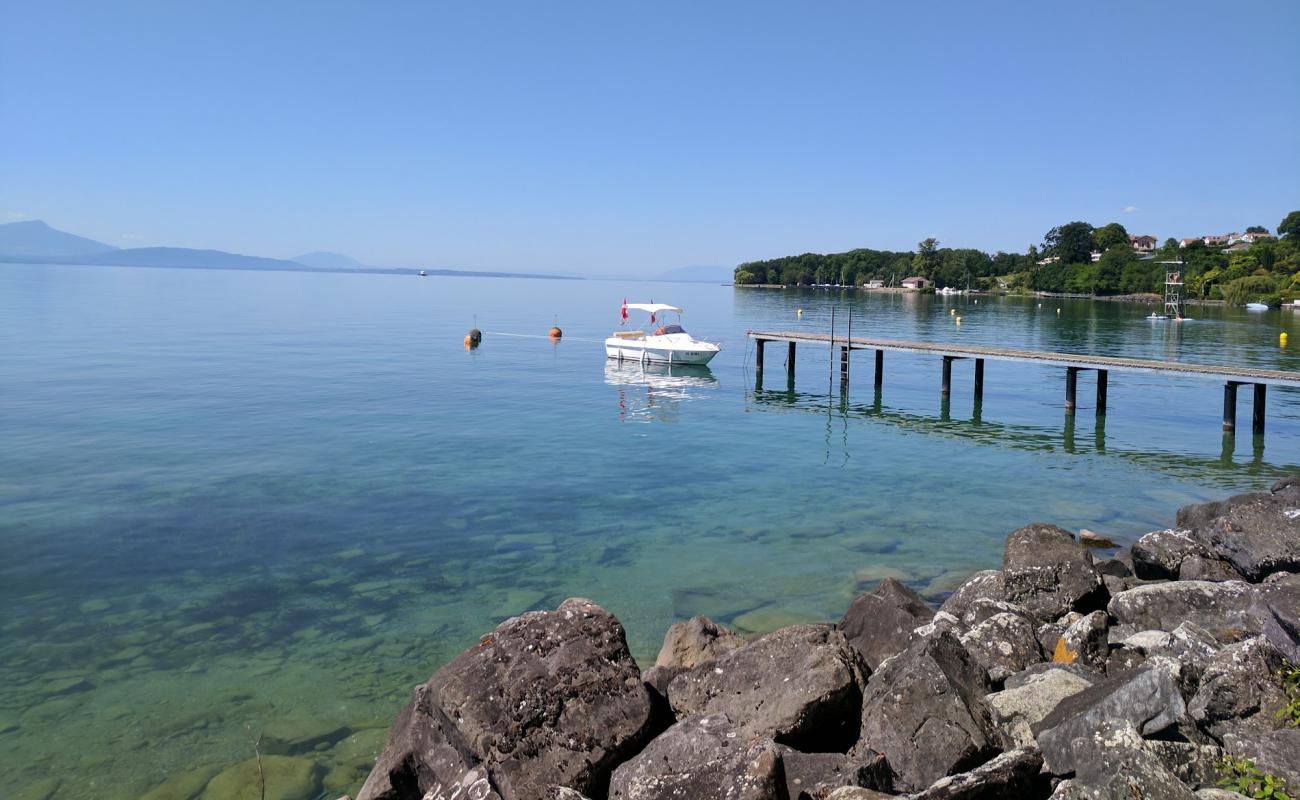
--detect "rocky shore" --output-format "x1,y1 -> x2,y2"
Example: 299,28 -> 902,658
348,478 -> 1300,800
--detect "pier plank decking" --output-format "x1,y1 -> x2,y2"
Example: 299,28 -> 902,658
747,329 -> 1300,434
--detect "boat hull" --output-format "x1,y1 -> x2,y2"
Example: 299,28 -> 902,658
604,340 -> 719,365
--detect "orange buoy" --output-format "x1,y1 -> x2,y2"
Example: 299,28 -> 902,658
549,326 -> 563,339
465,328 -> 482,347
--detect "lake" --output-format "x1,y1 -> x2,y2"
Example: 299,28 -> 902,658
2,263 -> 1298,799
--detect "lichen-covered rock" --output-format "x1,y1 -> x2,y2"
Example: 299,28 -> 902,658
938,571 -> 1005,621
1260,571 -> 1300,643
1177,556 -> 1242,582
957,598 -> 1030,628
908,748 -> 1048,800
1060,724 -> 1200,799
987,665 -> 1100,749
1055,611 -> 1108,671
1131,529 -> 1208,580
668,624 -> 867,752
958,612 -> 1043,685
1188,636 -> 1288,740
544,790 -> 591,800
1002,524 -> 1106,622
358,598 -> 654,800
853,630 -> 997,792
1033,658 -> 1189,775
1108,581 -> 1299,662
839,578 -> 935,671
607,713 -> 785,800
1222,729 -> 1300,790
773,746 -> 891,800
654,616 -> 745,669
1176,482 -> 1300,580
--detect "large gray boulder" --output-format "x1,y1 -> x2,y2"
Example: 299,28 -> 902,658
654,616 -> 745,669
1033,658 -> 1189,775
358,599 -> 655,800
1260,571 -> 1300,642
853,630 -> 997,792
839,578 -> 935,671
607,713 -> 785,800
986,665 -> 1100,749
958,612 -> 1043,685
668,624 -> 867,752
1130,529 -> 1209,580
938,571 -> 1005,622
1176,480 -> 1300,581
1188,636 -> 1289,740
773,746 -> 892,800
1057,724 -> 1200,799
1108,580 -> 1300,662
907,748 -> 1048,800
1002,524 -> 1107,622
1223,729 -> 1300,790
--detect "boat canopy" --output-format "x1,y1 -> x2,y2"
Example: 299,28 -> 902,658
625,303 -> 682,315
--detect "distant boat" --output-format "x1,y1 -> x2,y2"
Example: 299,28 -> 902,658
419,270 -> 427,277
937,286 -> 966,296
1246,302 -> 1268,311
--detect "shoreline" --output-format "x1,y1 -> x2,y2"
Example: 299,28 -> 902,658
344,477 -> 1300,800
733,283 -> 1235,307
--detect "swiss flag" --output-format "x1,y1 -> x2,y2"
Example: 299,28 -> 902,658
620,298 -> 628,325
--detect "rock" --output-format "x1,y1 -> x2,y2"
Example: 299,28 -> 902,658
1138,740 -> 1224,789
653,615 -> 745,669
140,765 -> 223,800
358,598 -> 654,800
1177,556 -> 1243,582
1109,623 -> 1221,684
200,755 -> 322,800
908,748 -> 1048,800
1079,530 -> 1118,549
1188,637 -> 1288,740
1108,580 -> 1300,662
821,790 -> 895,800
1054,612 -> 1108,671
938,571 -> 1004,621
607,713 -> 785,800
1176,485 -> 1300,580
987,665 -> 1100,749
668,624 -> 866,752
1094,554 -> 1133,578
958,612 -> 1043,685
1002,524 -> 1106,622
1196,791 -> 1252,800
909,611 -> 965,645
958,598 -> 1030,628
774,746 -> 892,799
1063,724 -> 1200,799
13,779 -> 60,800
1223,728 -> 1300,790
1259,571 -> 1300,643
839,578 -> 935,671
853,630 -> 997,792
544,790 -> 590,800
1033,658 -> 1188,775
1131,529 -> 1208,580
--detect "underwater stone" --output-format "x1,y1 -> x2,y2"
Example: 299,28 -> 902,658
199,755 -> 322,800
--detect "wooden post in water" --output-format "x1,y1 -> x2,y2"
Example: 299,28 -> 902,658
828,306 -> 836,392
1065,367 -> 1079,411
874,349 -> 884,389
1223,381 -> 1239,431
942,356 -> 954,396
755,339 -> 765,374
1096,370 -> 1108,416
1253,383 -> 1266,435
787,341 -> 796,375
974,358 -> 984,402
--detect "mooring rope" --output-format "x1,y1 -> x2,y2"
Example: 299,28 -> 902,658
483,331 -> 605,343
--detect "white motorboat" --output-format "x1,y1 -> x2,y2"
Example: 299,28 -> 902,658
605,302 -> 721,365
1246,302 -> 1269,311
937,286 -> 966,296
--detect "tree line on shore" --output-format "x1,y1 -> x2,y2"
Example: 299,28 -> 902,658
733,211 -> 1300,305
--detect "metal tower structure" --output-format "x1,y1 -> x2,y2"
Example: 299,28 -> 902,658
1159,261 -> 1185,319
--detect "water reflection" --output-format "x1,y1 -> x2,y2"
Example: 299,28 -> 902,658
605,361 -> 717,423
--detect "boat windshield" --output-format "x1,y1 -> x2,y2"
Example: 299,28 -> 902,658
653,324 -> 686,335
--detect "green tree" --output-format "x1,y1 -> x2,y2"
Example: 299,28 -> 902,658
1093,222 -> 1130,252
1246,225 -> 1270,234
913,238 -> 941,279
1096,244 -> 1137,294
1044,222 -> 1095,265
1279,211 -> 1300,238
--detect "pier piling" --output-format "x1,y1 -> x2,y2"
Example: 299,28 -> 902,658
1097,370 -> 1108,416
974,358 -> 984,402
1253,384 -> 1267,435
1065,367 -> 1079,411
787,341 -> 796,374
942,356 -> 954,396
874,350 -> 884,389
755,339 -> 765,373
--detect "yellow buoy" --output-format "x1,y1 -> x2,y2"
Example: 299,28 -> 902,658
796,308 -> 803,317
549,326 -> 563,339
956,316 -> 962,324
1283,332 -> 1289,347
950,308 -> 956,315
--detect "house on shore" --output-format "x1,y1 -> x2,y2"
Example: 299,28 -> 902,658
1130,235 -> 1158,253
901,276 -> 930,290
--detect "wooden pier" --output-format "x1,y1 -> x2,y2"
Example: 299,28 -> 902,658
748,330 -> 1300,435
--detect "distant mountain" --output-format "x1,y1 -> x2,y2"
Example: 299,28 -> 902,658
657,264 -> 734,283
0,220 -> 118,257
292,251 -> 367,270
87,247 -> 309,271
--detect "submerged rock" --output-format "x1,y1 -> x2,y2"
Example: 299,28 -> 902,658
607,713 -> 785,800
1002,524 -> 1106,622
199,755 -> 322,800
853,630 -> 996,792
839,578 -> 935,671
668,624 -> 866,752
358,598 -> 654,800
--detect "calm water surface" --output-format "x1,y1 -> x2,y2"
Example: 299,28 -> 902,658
2,264 -> 1298,798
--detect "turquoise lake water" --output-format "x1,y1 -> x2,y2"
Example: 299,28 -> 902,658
2,263 -> 1298,799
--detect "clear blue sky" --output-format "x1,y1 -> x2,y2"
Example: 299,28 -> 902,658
2,1 -> 1298,275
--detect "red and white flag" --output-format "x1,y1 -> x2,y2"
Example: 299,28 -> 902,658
620,298 -> 628,325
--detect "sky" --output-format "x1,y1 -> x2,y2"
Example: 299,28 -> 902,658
2,1 -> 1298,276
